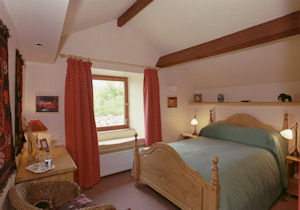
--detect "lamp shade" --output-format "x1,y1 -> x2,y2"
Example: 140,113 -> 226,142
190,118 -> 198,126
280,129 -> 293,140
29,120 -> 48,132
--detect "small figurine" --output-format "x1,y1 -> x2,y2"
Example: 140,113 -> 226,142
218,94 -> 224,102
277,93 -> 292,102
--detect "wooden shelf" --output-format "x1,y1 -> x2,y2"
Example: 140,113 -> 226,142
189,102 -> 300,106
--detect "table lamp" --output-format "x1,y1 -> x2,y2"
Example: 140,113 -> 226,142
280,122 -> 298,157
29,120 -> 48,141
29,120 -> 48,132
27,120 -> 47,151
191,114 -> 199,136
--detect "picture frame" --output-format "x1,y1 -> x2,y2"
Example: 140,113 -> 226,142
36,96 -> 58,112
39,138 -> 49,150
168,97 -> 177,108
194,94 -> 202,103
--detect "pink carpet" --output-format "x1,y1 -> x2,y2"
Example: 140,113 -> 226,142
83,170 -> 297,210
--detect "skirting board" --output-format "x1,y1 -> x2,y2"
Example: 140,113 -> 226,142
100,149 -> 134,177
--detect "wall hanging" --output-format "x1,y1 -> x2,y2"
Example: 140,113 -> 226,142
0,19 -> 16,193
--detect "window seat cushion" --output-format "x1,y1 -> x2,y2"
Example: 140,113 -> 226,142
98,137 -> 145,154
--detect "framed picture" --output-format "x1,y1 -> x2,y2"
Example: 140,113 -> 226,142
194,94 -> 202,102
39,138 -> 49,150
168,97 -> 177,108
36,96 -> 58,112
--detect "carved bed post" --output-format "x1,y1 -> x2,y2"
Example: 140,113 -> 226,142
210,156 -> 220,210
211,156 -> 219,185
209,109 -> 213,124
283,113 -> 288,130
134,133 -> 140,187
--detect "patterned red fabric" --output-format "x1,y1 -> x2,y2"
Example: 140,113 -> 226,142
65,59 -> 100,189
143,69 -> 162,147
0,20 -> 16,194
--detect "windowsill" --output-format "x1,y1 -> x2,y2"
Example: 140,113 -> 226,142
98,128 -> 137,141
99,136 -> 137,145
98,137 -> 145,154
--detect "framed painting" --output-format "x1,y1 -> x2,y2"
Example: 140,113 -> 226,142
36,96 -> 58,112
168,97 -> 177,108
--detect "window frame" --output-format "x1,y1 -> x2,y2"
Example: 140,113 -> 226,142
92,75 -> 129,131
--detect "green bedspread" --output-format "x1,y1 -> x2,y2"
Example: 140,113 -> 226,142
168,123 -> 287,210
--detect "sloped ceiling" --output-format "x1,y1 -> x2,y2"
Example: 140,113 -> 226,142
2,0 -> 69,63
62,0 -> 135,35
127,0 -> 300,55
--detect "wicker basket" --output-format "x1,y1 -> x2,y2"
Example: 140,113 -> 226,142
9,181 -> 116,210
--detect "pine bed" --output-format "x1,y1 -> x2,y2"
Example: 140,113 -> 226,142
133,113 -> 289,210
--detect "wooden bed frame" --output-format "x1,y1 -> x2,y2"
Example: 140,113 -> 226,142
133,112 -> 289,210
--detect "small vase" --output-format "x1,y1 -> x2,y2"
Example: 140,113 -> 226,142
218,94 -> 224,102
49,135 -> 57,147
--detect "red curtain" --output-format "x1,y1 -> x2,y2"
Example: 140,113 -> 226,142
65,59 -> 100,189
143,69 -> 162,146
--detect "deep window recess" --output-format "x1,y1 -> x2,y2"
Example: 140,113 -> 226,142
92,75 -> 129,131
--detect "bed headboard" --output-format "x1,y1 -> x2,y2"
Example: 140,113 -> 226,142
209,111 -> 289,131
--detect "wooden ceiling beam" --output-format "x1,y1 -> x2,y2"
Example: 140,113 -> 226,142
156,11 -> 300,68
118,0 -> 153,27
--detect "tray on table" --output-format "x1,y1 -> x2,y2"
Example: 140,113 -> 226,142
26,163 -> 55,174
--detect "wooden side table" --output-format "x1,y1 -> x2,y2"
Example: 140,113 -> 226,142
181,133 -> 198,139
16,145 -> 77,183
286,155 -> 299,196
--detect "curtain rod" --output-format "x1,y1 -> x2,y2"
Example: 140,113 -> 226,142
58,53 -> 160,70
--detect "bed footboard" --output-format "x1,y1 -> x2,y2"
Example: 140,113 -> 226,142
134,138 -> 220,210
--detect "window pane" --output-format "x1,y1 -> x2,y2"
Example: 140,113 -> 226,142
93,80 -> 125,127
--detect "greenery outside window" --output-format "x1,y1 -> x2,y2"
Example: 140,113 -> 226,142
92,75 -> 129,131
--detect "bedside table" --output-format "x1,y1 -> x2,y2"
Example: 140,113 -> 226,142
181,133 -> 198,139
286,155 -> 299,196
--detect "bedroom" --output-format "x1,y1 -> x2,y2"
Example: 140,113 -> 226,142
0,0 -> 300,209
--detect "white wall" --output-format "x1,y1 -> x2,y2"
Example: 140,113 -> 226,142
0,0 -> 21,208
23,58 -> 67,145
193,82 -> 300,151
158,68 -> 194,142
159,75 -> 300,150
158,36 -> 300,150
127,74 -> 145,138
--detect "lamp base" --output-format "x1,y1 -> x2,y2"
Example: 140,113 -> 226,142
192,131 -> 198,136
290,149 -> 299,157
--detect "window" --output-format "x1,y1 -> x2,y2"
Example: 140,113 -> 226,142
92,75 -> 128,131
